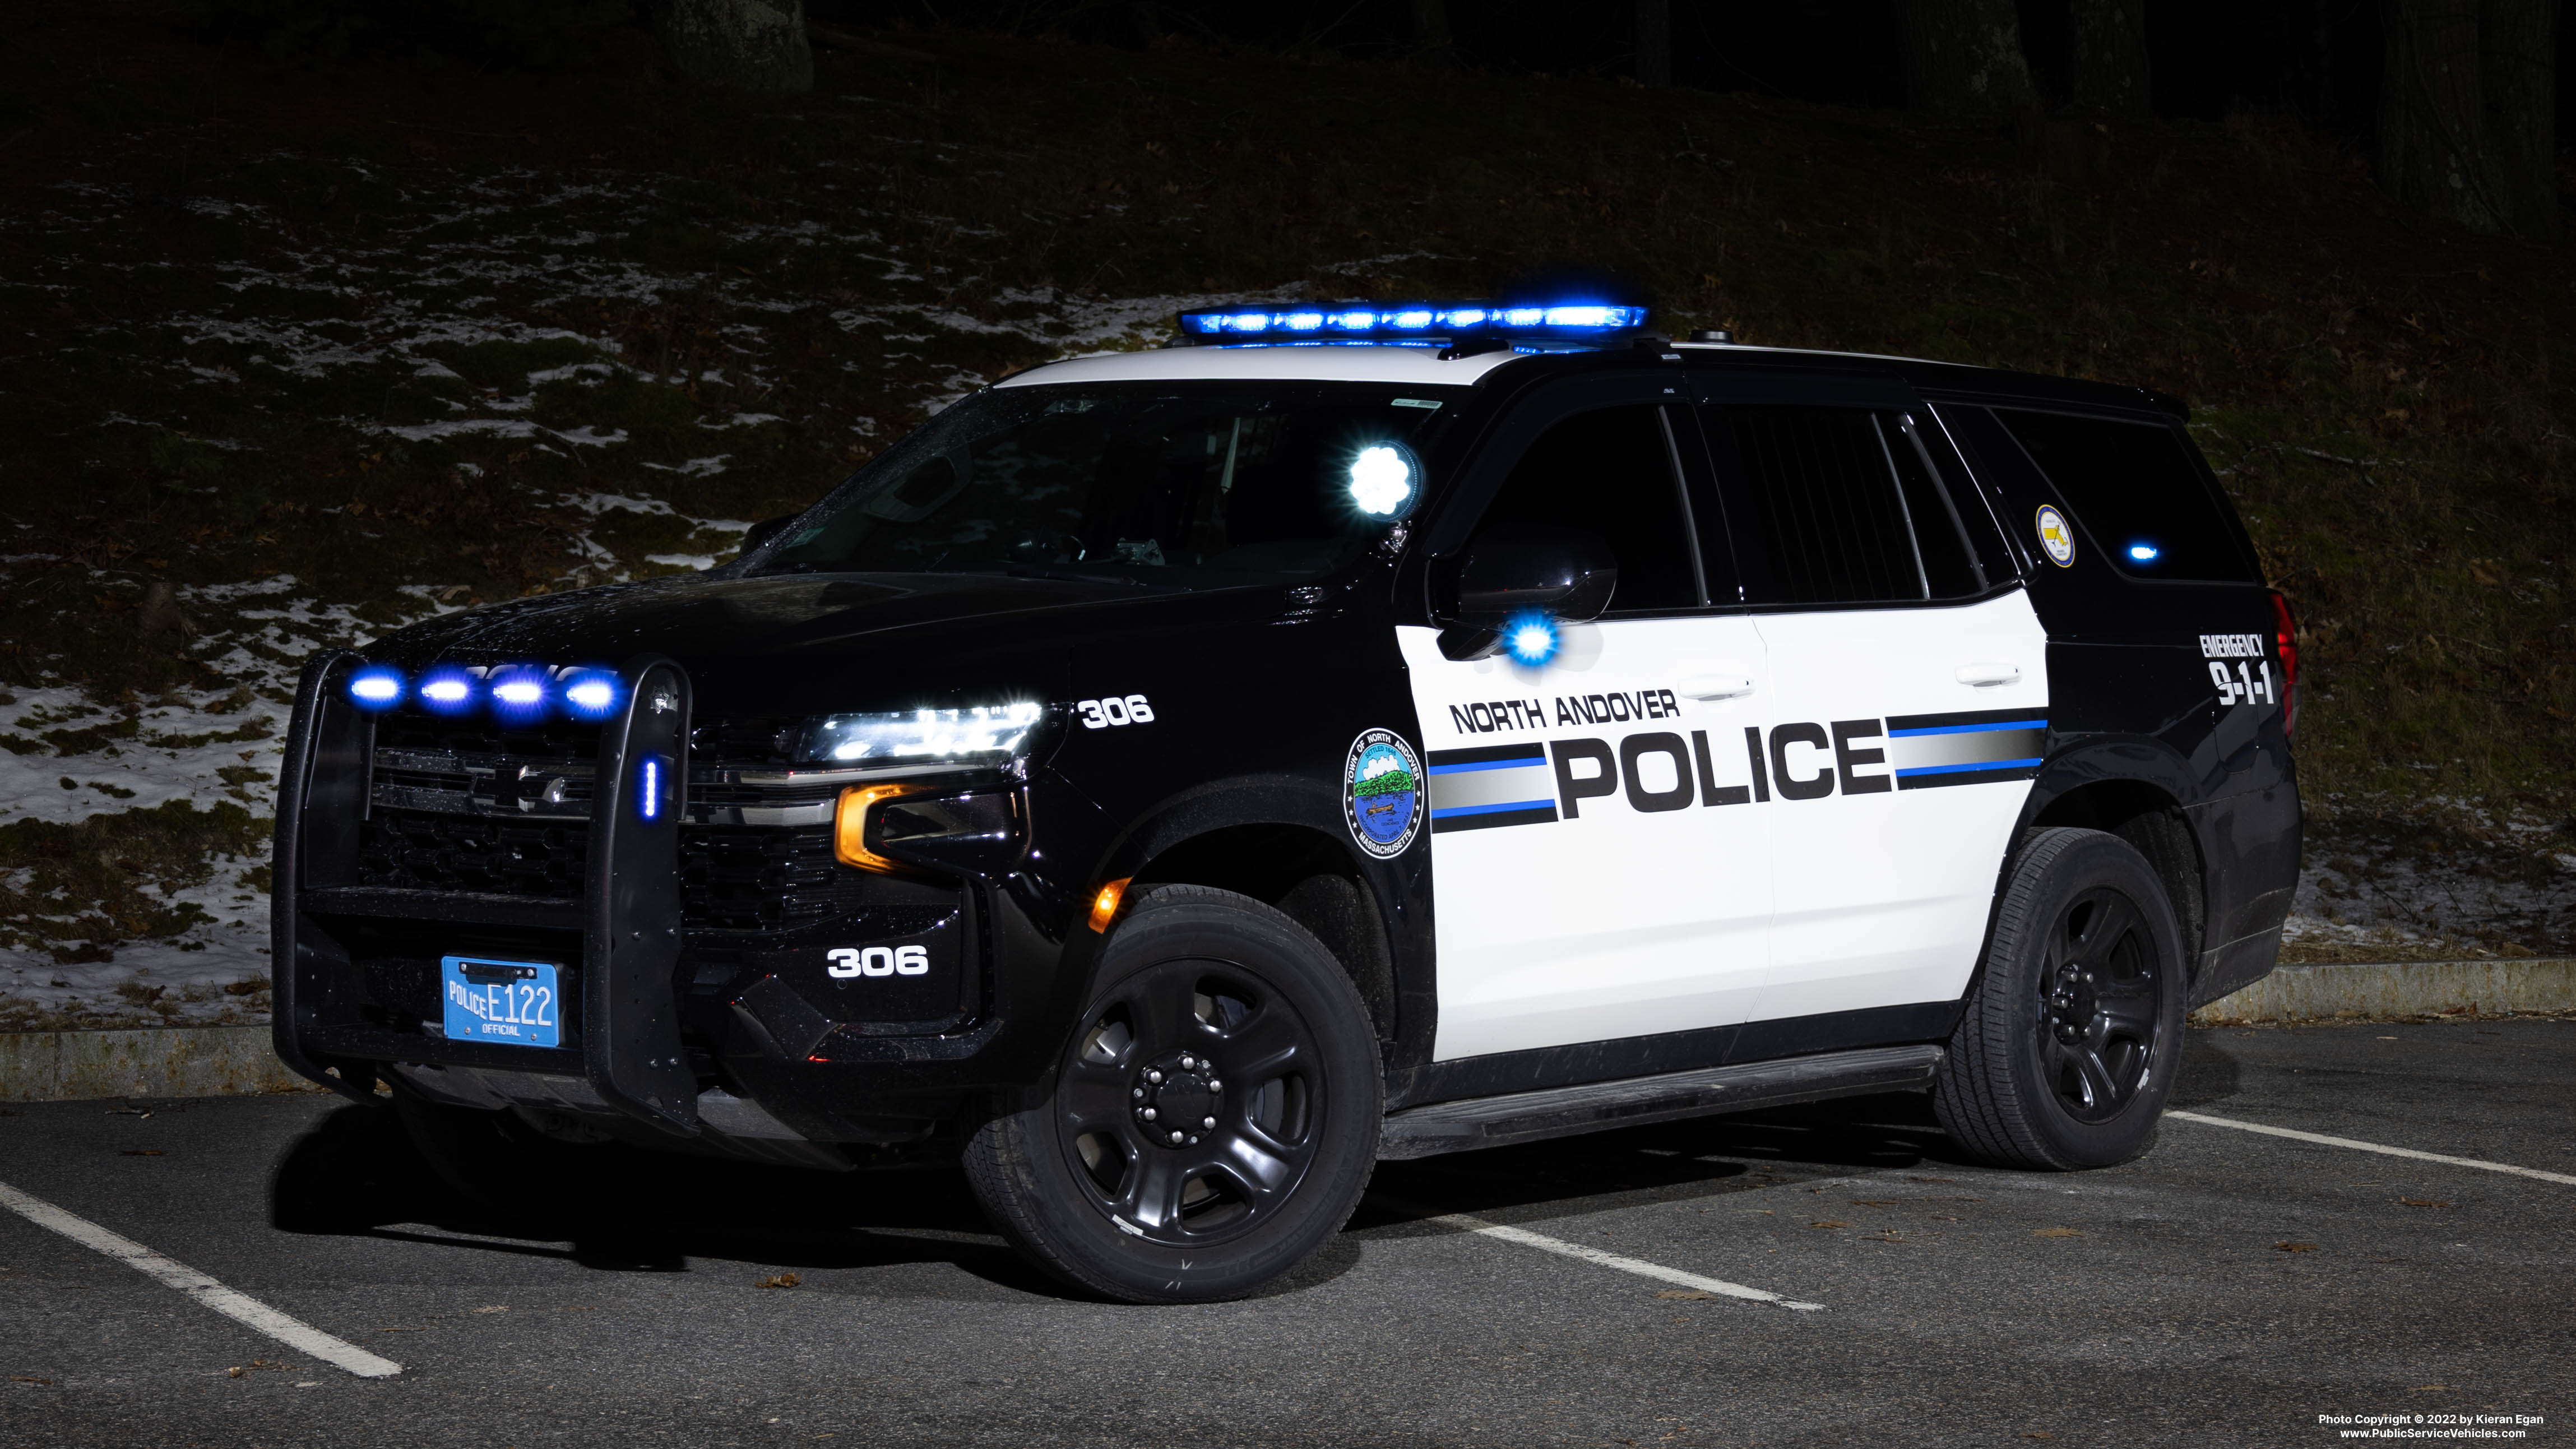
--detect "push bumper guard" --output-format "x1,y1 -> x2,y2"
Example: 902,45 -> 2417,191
272,649 -> 702,1137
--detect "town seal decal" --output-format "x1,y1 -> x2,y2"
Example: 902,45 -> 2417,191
1343,729 -> 1423,859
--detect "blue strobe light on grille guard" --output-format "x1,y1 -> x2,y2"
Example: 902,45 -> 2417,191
345,664 -> 405,711
1176,300 -> 1649,346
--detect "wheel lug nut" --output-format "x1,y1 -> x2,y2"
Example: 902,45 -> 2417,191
1188,1136 -> 1199,1145
1207,1079 -> 1221,1092
1142,1107 -> 1157,1121
1202,1116 -> 1216,1129
1169,1131 -> 1184,1145
1132,1087 -> 1144,1099
1179,1055 -> 1195,1069
1146,1070 -> 1162,1084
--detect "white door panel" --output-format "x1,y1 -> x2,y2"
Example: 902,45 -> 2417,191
1753,590 -> 2049,1021
1398,620 -> 1773,1062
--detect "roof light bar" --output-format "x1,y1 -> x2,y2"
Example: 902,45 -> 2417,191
1176,300 -> 1648,344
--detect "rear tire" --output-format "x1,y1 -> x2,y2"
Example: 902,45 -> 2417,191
963,885 -> 1382,1303
1933,827 -> 2188,1170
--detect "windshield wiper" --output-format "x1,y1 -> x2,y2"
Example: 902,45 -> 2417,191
928,562 -> 1175,590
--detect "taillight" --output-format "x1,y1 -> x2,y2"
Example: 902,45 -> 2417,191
2268,589 -> 2299,742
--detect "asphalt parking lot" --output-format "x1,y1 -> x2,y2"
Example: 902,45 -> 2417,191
2,1020 -> 2570,1448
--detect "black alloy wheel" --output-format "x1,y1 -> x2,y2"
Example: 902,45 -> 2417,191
963,885 -> 1382,1303
2033,886 -> 2166,1124
1056,960 -> 1324,1246
1934,826 -> 2188,1171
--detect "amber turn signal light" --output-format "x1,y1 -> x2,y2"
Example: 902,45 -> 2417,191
834,783 -> 926,874
1087,877 -> 1132,934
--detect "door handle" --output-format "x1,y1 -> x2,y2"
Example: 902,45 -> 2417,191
1956,662 -> 2023,687
1678,673 -> 1757,701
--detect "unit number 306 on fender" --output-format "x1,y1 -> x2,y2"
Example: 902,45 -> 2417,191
1076,695 -> 1155,729
827,946 -> 929,978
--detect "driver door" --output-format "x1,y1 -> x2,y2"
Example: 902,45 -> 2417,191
1400,391 -> 1774,1063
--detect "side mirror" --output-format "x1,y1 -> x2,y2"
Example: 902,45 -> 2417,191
1435,536 -> 1618,660
738,515 -> 802,554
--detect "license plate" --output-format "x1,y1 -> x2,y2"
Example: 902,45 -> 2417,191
440,956 -> 562,1049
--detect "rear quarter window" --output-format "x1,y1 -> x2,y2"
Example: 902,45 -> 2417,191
1993,409 -> 2260,584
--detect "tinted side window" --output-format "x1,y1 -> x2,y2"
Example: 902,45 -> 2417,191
1703,405 -> 1978,606
1993,409 -> 2260,583
1885,416 -> 1983,598
1471,405 -> 1702,613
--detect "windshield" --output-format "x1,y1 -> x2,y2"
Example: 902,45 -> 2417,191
758,381 -> 1463,586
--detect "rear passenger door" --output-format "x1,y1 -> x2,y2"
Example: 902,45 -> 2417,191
1402,385 -> 1775,1063
1693,389 -> 2046,1047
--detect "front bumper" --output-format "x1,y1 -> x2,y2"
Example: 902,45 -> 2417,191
271,651 -> 1087,1164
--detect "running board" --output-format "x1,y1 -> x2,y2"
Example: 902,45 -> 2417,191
1375,1044 -> 1945,1160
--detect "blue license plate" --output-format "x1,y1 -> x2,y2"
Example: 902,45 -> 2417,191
439,956 -> 562,1049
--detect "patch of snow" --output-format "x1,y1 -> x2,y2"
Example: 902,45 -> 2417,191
641,455 -> 730,477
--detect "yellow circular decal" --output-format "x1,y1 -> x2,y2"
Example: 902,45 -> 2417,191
2035,505 -> 2076,567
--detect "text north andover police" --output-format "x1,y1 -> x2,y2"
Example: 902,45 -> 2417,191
1446,689 -> 1683,734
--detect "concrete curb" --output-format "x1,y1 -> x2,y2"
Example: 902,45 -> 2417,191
0,1025 -> 323,1103
2190,957 -> 2576,1026
3,959 -> 2570,1100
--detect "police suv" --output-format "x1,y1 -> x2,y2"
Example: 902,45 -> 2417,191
274,302 -> 2301,1302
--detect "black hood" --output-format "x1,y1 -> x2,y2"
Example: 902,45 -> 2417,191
365,571 -> 1293,716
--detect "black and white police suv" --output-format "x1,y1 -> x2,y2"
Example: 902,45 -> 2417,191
274,300 -> 2301,1302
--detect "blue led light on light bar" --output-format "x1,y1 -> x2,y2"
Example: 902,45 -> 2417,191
416,665 -> 479,716
1177,299 -> 1649,343
346,665 -> 405,711
341,660 -> 641,723
487,665 -> 552,726
558,668 -> 623,722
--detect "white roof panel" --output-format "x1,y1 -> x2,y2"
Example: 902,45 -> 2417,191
995,344 -> 1518,391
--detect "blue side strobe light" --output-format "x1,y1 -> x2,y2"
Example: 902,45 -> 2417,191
1178,300 -> 1648,342
558,668 -> 623,722
1502,609 -> 1560,667
2127,542 -> 2161,563
345,665 -> 405,711
416,665 -> 479,716
635,753 -> 671,824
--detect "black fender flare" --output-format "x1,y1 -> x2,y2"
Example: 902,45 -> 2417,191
1070,770 -> 1429,1064
1957,733 -> 2206,1003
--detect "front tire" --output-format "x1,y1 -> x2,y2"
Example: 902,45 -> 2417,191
1934,826 -> 2188,1170
963,885 -> 1382,1303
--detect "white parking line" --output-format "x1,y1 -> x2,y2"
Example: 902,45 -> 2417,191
0,1179 -> 402,1379
2167,1110 -> 2576,1187
1378,1198 -> 1824,1311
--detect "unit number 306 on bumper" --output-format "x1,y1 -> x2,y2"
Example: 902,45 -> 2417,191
828,945 -> 929,978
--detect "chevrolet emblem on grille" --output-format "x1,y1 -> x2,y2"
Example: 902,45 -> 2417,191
517,766 -> 576,810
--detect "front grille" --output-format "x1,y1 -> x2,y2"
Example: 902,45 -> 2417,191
348,710 -> 882,922
360,809 -> 589,898
692,716 -> 802,771
355,712 -> 604,899
681,824 -> 870,934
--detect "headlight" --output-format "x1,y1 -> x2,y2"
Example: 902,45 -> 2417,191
798,702 -> 1045,767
